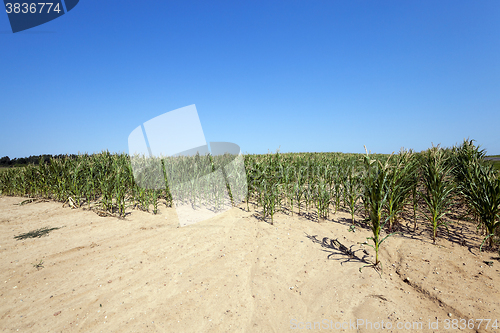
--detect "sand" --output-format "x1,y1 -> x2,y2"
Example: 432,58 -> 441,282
1,195 -> 499,332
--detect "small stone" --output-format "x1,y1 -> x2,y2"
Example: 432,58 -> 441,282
448,313 -> 452,317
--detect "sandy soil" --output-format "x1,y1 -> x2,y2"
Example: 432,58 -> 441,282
1,196 -> 499,333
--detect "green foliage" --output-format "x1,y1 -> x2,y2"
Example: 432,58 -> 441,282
31,259 -> 44,270
459,161 -> 500,249
360,148 -> 397,267
419,146 -> 456,243
0,152 -> 160,217
343,163 -> 362,225
385,149 -> 419,231
2,140 -> 499,256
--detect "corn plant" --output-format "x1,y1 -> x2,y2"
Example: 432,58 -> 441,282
150,189 -> 161,214
294,168 -> 306,214
262,181 -> 279,224
450,139 -> 487,185
459,161 -> 500,250
288,182 -> 296,215
304,183 -> 313,212
245,165 -> 258,211
114,166 -> 129,217
332,166 -> 343,213
409,162 -> 421,232
450,139 -> 488,225
343,165 -> 362,225
385,149 -> 418,231
419,146 -> 456,243
360,148 -> 397,271
316,180 -> 330,221
284,165 -> 295,211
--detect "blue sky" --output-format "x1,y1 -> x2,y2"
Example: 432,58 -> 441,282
1,0 -> 499,158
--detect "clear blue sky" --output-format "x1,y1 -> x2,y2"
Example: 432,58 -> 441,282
1,0 -> 499,158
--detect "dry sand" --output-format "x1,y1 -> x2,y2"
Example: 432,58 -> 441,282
1,196 -> 499,332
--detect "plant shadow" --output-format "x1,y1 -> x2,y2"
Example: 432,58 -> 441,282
304,232 -> 371,266
14,226 -> 63,240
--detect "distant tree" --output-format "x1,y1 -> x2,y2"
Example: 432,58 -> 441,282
13,157 -> 27,166
27,155 -> 38,165
0,156 -> 10,166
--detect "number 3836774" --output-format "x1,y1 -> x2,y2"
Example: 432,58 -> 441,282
5,3 -> 62,14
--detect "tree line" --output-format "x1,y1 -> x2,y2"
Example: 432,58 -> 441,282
0,154 -> 80,168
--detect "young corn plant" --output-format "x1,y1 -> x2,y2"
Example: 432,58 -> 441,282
360,147 -> 397,273
385,149 -> 417,231
245,176 -> 255,212
332,166 -> 343,213
137,187 -> 150,212
114,167 -> 129,217
83,163 -> 95,209
294,168 -> 306,215
276,183 -> 284,214
419,146 -> 456,244
343,165 -> 362,225
262,182 -> 279,224
410,163 -> 421,232
284,165 -> 295,212
450,138 -> 486,186
304,184 -> 313,212
67,160 -> 84,208
150,189 -> 162,215
450,139 -> 487,226
460,161 -> 500,250
316,180 -> 330,221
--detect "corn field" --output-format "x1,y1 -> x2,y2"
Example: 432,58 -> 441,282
1,139 -> 499,266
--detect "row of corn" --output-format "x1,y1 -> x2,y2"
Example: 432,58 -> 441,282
0,140 -> 499,264
242,139 -> 500,264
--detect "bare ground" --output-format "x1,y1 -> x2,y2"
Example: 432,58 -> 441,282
1,196 -> 499,333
